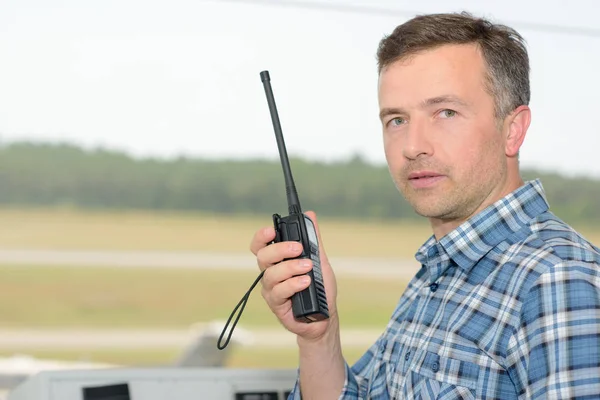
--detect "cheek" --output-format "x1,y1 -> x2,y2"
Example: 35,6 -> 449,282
440,120 -> 496,162
383,135 -> 404,167
451,143 -> 483,175
458,135 -> 502,175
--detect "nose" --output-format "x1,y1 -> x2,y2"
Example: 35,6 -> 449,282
402,119 -> 433,160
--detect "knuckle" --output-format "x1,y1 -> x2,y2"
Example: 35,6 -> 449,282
264,226 -> 274,238
256,250 -> 270,271
261,270 -> 273,289
271,281 -> 285,298
256,259 -> 267,272
250,242 -> 258,255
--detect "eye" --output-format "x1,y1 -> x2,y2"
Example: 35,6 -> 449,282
388,117 -> 406,127
439,109 -> 457,118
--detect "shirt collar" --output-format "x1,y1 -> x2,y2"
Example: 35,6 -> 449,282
415,179 -> 550,275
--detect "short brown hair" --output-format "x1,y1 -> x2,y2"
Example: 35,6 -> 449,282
377,12 -> 530,120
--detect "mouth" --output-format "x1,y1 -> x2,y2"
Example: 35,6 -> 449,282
407,171 -> 445,188
408,171 -> 443,180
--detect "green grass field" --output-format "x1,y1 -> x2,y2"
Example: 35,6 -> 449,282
2,207 -> 597,257
0,207 -> 434,258
0,265 -> 404,329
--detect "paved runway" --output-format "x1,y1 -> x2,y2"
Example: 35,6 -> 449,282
0,326 -> 382,350
0,249 -> 420,279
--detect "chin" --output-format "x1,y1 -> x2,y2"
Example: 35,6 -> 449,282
412,207 -> 443,219
410,200 -> 457,220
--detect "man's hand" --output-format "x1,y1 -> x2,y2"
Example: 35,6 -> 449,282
250,210 -> 338,341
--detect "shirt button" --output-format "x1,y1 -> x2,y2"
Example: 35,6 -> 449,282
431,362 -> 439,372
405,351 -> 411,361
379,339 -> 387,352
429,283 -> 439,292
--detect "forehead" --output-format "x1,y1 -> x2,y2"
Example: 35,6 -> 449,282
378,43 -> 488,104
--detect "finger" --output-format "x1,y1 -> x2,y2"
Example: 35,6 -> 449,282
270,275 -> 312,307
256,241 -> 304,271
261,259 -> 313,290
249,226 -> 276,255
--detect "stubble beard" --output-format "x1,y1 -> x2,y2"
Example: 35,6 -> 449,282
397,179 -> 470,220
394,163 -> 504,222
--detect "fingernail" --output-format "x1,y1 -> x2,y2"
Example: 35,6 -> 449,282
300,260 -> 311,268
290,242 -> 302,252
299,276 -> 310,285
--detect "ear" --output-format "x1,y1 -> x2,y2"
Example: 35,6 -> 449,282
504,105 -> 531,157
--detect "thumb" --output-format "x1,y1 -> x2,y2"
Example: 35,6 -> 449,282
304,210 -> 328,261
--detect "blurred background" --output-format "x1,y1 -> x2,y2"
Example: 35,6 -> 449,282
0,0 -> 599,396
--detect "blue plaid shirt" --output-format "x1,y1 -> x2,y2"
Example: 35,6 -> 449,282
289,179 -> 600,399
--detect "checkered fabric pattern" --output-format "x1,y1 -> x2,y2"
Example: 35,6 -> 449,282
289,179 -> 600,399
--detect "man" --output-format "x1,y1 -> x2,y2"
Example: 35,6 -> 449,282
250,12 -> 600,399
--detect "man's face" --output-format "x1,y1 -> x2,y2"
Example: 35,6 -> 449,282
378,43 -> 507,222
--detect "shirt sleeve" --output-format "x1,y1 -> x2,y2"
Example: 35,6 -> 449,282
286,335 -> 384,399
506,261 -> 600,399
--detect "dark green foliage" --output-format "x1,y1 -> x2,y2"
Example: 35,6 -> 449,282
0,141 -> 598,225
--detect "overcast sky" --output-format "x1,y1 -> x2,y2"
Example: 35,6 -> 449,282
1,0 -> 599,178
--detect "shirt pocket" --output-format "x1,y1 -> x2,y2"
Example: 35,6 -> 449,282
400,350 -> 479,400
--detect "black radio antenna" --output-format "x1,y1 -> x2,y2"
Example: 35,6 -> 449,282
260,70 -> 302,215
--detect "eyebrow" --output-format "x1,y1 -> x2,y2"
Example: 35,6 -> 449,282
379,95 -> 470,121
421,95 -> 469,108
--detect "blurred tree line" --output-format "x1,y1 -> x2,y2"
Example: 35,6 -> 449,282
0,141 -> 599,225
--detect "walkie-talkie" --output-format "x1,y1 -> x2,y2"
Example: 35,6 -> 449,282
260,70 -> 329,323
217,70 -> 329,351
